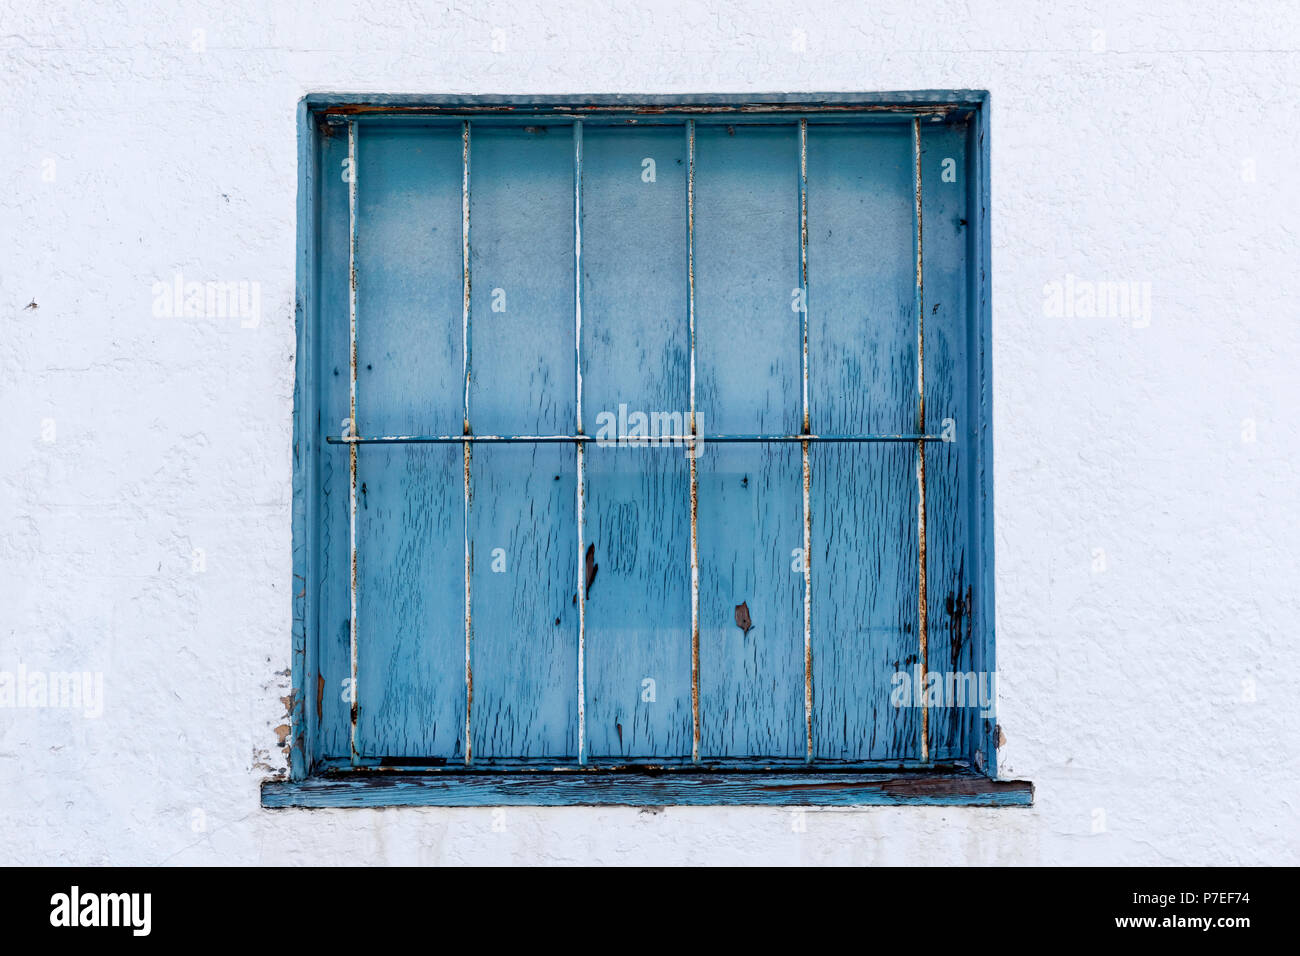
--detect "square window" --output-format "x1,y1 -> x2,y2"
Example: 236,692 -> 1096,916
266,94 -> 1031,808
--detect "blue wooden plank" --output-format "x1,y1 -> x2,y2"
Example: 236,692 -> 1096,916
807,123 -> 919,761
921,118 -> 976,761
468,124 -> 578,760
314,122 -> 354,761
263,770 -> 1034,807
353,126 -> 465,437
353,124 -> 467,759
694,125 -> 806,759
291,100 -> 317,778
971,104 -> 998,776
580,126 -> 692,760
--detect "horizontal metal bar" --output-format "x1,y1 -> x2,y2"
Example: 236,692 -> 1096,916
327,433 -> 948,445
329,434 -> 585,444
346,115 -> 942,129
325,105 -> 958,120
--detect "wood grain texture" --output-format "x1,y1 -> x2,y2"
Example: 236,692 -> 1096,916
580,127 -> 693,759
354,125 -> 466,758
291,100 -> 315,777
694,125 -> 806,759
264,770 -> 1033,807
807,124 -> 919,761
468,124 -> 577,759
972,104 -> 997,776
315,124 -> 354,761
922,119 -> 975,761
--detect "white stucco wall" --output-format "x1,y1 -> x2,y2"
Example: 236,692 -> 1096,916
2,0 -> 1297,865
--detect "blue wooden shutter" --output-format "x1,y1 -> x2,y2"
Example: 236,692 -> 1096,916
312,112 -> 975,771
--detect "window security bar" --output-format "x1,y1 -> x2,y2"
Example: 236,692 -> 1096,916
326,433 -> 948,444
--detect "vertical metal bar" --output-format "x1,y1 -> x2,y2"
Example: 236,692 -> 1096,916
573,119 -> 587,766
686,119 -> 700,765
347,119 -> 359,766
461,119 -> 473,766
913,117 -> 929,764
799,118 -> 813,763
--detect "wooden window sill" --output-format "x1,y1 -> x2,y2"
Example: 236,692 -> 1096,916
262,769 -> 1033,808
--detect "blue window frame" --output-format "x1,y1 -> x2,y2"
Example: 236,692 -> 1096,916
265,93 -> 1031,808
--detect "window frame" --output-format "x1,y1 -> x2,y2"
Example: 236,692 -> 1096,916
265,91 -> 1030,808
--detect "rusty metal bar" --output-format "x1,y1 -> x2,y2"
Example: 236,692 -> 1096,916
326,433 -> 947,445
347,118 -> 360,766
325,103 -> 951,119
461,119 -> 473,766
573,119 -> 587,766
687,118 -> 700,765
913,117 -> 929,764
799,118 -> 813,764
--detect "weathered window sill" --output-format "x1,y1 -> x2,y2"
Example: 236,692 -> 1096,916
261,769 -> 1034,808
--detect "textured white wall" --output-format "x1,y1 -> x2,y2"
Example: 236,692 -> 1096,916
2,0 -> 1297,865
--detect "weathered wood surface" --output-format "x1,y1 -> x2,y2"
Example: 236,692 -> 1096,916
580,126 -> 693,760
468,125 -> 578,759
921,119 -> 976,760
306,112 -> 986,779
354,124 -> 466,759
265,769 -> 1032,807
694,125 -> 806,759
807,124 -> 919,761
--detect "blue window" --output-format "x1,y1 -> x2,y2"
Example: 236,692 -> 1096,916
266,94 -> 1030,807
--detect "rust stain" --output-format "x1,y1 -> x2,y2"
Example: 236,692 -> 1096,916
689,447 -> 700,762
584,543 -> 598,599
686,118 -> 701,766
799,118 -> 813,764
576,443 -> 586,766
321,103 -> 952,118
273,724 -> 292,748
347,118 -> 360,764
913,117 -> 929,764
462,118 -> 472,436
799,118 -> 810,434
316,673 -> 324,723
464,443 -> 473,766
461,119 -> 474,768
734,601 -> 753,636
802,437 -> 812,763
